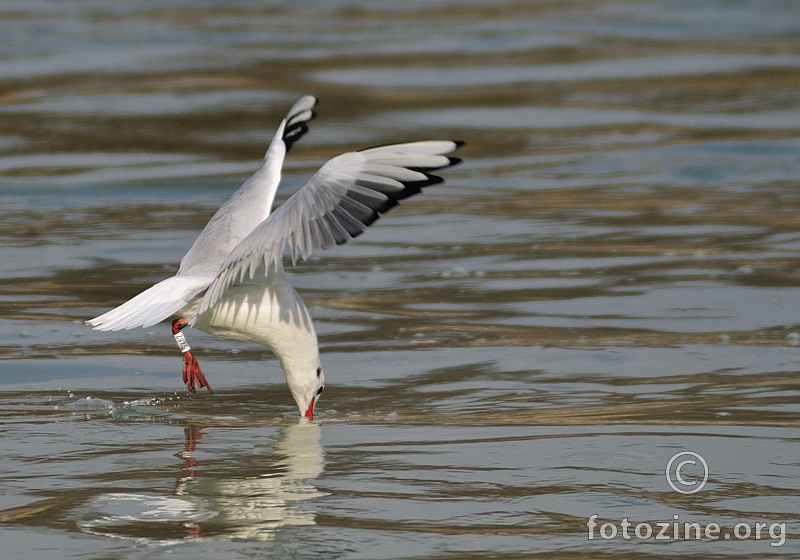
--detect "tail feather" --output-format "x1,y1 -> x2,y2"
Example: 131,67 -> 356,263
86,274 -> 211,331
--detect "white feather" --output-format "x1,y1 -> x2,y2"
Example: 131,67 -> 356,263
88,96 -> 319,330
86,95 -> 461,417
87,274 -> 212,331
194,140 -> 460,319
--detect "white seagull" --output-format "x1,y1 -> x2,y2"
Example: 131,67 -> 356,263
87,96 -> 462,418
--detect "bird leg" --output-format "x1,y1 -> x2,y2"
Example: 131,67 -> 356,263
171,318 -> 212,393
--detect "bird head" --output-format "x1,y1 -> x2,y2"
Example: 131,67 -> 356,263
284,362 -> 325,420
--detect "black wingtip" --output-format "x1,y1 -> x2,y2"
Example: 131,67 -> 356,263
282,96 -> 319,152
283,115 -> 316,153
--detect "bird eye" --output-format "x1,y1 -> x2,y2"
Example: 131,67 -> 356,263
317,385 -> 324,395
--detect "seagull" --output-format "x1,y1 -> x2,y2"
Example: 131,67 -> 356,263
87,95 -> 462,419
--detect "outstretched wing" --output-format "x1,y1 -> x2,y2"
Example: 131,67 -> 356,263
87,96 -> 318,331
195,140 -> 462,318
178,95 -> 317,276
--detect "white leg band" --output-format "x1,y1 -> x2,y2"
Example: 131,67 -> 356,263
173,331 -> 191,353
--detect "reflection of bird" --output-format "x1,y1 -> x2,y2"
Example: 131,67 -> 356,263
175,425 -> 204,491
78,421 -> 324,541
87,95 -> 462,418
207,421 -> 325,540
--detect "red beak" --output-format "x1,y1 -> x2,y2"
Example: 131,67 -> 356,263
303,397 -> 315,419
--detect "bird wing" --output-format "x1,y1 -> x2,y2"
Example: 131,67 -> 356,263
87,96 -> 318,331
178,95 -> 317,276
194,140 -> 461,319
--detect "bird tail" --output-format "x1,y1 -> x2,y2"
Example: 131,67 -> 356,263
86,274 -> 210,331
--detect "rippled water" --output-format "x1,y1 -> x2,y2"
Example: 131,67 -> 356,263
2,1 -> 800,558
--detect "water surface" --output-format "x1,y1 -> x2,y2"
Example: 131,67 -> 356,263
1,1 -> 800,558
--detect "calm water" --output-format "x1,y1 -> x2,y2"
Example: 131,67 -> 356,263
1,1 -> 800,558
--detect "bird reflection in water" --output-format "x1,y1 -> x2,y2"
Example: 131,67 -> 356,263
173,420 -> 324,540
175,425 -> 204,496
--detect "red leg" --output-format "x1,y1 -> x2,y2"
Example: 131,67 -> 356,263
172,318 -> 213,394
182,350 -> 212,393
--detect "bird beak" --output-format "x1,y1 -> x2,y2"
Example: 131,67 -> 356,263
303,397 -> 315,419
